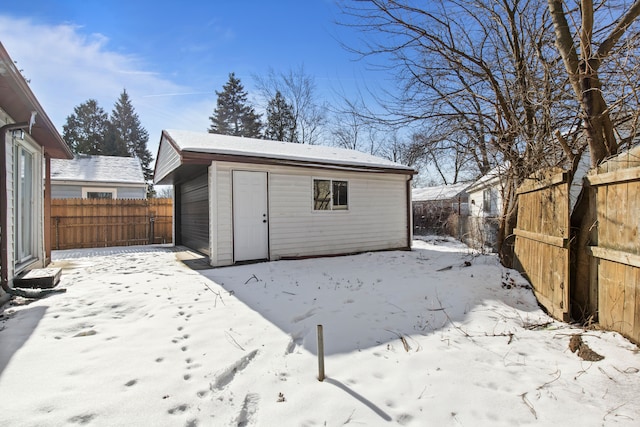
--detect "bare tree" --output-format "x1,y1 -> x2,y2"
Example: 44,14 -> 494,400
547,1 -> 640,317
339,0 -> 571,264
330,95 -> 388,155
548,0 -> 640,167
254,65 -> 328,144
409,129 -> 480,184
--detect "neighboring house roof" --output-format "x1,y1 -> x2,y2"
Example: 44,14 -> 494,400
0,42 -> 72,159
51,155 -> 146,185
466,163 -> 509,193
155,129 -> 415,184
412,182 -> 470,202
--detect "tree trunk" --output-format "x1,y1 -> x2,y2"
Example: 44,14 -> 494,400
579,63 -> 618,167
497,180 -> 519,267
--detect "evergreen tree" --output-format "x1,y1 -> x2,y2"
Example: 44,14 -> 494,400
62,99 -> 110,154
209,73 -> 262,138
264,90 -> 297,142
110,89 -> 153,182
102,122 -> 127,157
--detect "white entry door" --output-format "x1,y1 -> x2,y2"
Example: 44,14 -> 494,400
233,171 -> 269,262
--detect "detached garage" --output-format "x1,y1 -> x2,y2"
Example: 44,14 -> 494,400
154,129 -> 415,267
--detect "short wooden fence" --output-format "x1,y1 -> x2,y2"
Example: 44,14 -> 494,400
51,198 -> 173,250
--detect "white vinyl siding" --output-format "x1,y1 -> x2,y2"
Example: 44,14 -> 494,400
52,184 -> 146,199
468,183 -> 502,218
214,165 -> 233,265
270,173 -> 407,258
154,136 -> 181,184
211,161 -> 409,266
51,185 -> 82,198
117,187 -> 146,199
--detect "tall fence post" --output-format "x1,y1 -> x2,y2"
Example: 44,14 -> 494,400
54,217 -> 59,250
149,213 -> 155,245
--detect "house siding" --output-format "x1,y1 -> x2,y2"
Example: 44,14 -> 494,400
51,184 -> 82,198
211,161 -> 409,266
214,165 -> 233,266
112,187 -> 145,199
155,136 -> 181,183
51,184 -> 146,199
468,186 -> 502,218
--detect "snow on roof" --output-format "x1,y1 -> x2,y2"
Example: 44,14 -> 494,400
412,182 -> 470,202
164,129 -> 414,172
466,163 -> 509,193
51,154 -> 145,184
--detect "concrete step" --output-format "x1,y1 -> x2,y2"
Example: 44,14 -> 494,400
14,268 -> 62,289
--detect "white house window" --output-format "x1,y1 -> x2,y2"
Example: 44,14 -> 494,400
82,187 -> 116,199
313,179 -> 348,211
483,189 -> 492,213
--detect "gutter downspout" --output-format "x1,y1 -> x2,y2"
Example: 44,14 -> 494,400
1,122 -> 65,301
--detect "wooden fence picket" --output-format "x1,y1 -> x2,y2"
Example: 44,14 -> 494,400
50,198 -> 173,250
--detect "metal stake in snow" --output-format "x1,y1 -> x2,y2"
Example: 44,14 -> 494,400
317,324 -> 325,381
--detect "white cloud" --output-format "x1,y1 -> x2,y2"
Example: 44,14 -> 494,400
0,15 -> 213,156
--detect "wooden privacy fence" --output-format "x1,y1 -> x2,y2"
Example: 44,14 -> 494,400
513,168 -> 571,322
514,145 -> 640,344
51,198 -> 173,250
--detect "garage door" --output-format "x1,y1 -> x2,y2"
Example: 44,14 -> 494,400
180,173 -> 209,255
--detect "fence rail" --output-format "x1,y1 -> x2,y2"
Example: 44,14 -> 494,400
51,198 -> 173,250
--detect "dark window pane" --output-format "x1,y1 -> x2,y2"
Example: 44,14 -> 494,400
332,180 -> 348,209
313,179 -> 331,210
87,192 -> 113,199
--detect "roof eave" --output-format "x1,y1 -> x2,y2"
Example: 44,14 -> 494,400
179,149 -> 417,175
52,179 -> 147,187
0,43 -> 73,159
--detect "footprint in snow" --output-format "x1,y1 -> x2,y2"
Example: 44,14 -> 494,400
167,404 -> 188,415
236,393 -> 260,427
210,350 -> 259,391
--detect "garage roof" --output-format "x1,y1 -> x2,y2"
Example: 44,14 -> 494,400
155,129 -> 415,184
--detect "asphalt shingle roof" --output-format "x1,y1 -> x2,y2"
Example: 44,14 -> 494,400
51,154 -> 145,184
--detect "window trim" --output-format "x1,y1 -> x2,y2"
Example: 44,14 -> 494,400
312,178 -> 349,212
482,189 -> 492,213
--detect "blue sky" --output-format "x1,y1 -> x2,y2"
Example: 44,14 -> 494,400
0,0 -> 384,157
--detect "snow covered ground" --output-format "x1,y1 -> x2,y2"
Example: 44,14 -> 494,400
0,237 -> 638,426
